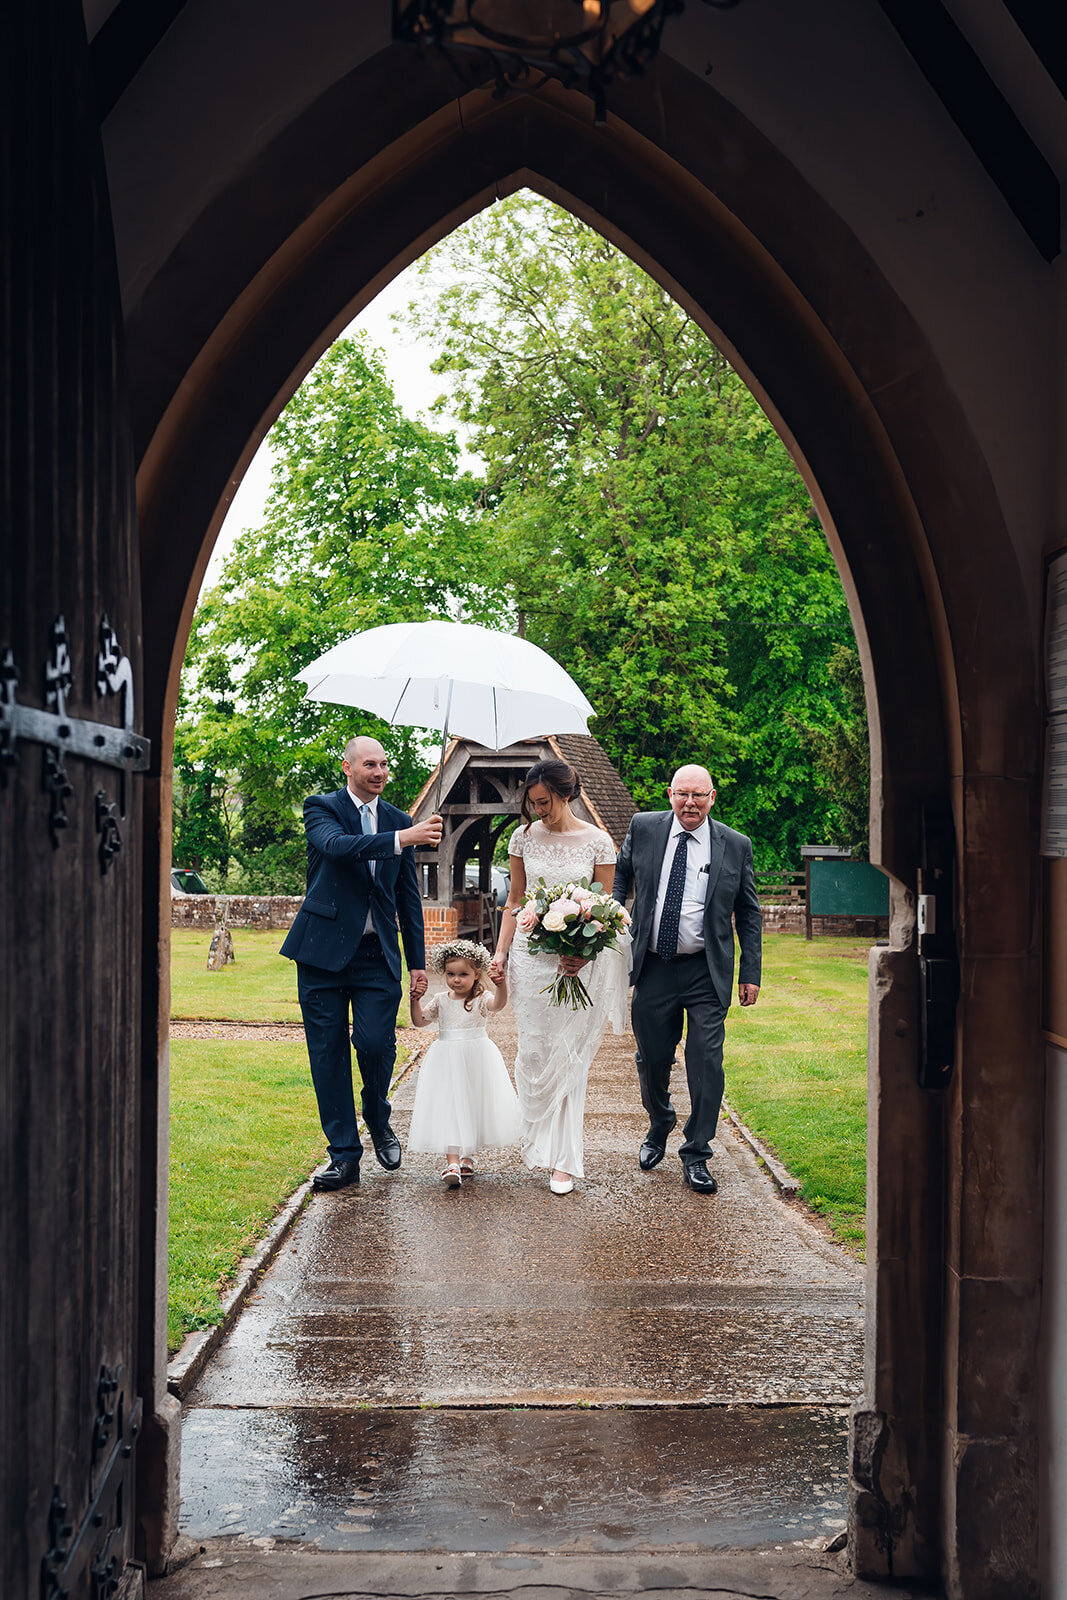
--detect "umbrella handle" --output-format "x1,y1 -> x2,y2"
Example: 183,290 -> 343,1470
432,678 -> 454,818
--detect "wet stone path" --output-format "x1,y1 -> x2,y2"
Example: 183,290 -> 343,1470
178,997 -> 864,1561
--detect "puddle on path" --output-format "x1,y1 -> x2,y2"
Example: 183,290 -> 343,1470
179,1403 -> 850,1553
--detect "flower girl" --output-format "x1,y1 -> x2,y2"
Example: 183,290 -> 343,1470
408,939 -> 521,1187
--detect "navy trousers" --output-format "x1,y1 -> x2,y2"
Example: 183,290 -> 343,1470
296,933 -> 401,1162
630,950 -> 727,1165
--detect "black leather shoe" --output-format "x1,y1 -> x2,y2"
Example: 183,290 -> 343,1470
638,1111 -> 677,1171
313,1158 -> 360,1191
371,1127 -> 402,1171
683,1160 -> 718,1195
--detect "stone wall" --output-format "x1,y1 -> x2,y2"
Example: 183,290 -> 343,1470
170,894 -> 303,930
761,904 -> 806,934
759,904 -> 889,938
172,895 -> 885,944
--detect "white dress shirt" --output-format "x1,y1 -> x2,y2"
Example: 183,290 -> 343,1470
651,816 -> 712,956
346,789 -> 401,933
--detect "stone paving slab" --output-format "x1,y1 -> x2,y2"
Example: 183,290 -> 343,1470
155,1546 -> 940,1600
178,1404 -> 851,1552
190,1296 -> 862,1407
179,997 -> 867,1563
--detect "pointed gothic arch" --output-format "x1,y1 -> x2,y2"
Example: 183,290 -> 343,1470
129,55 -> 1041,1589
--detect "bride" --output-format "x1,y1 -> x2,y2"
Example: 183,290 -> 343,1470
489,759 -> 629,1195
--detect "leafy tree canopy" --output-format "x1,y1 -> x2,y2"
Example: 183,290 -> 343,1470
175,337 -> 492,888
408,193 -> 868,862
176,197 -> 870,889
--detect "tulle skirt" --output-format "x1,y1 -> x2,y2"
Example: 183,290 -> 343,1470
407,1036 -> 522,1155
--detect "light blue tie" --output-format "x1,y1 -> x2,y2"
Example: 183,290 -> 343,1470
361,803 -> 376,879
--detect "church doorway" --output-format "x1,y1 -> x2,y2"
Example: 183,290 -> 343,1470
131,65 -> 1040,1587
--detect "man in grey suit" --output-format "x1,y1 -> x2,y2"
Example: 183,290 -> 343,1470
613,765 -> 762,1194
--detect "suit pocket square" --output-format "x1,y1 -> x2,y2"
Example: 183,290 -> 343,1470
303,898 -> 338,919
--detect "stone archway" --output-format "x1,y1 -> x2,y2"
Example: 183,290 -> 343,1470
131,53 -> 1042,1595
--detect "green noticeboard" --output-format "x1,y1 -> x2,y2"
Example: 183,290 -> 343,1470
809,859 -> 890,917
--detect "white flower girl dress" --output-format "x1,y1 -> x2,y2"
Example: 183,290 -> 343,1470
407,989 -> 522,1157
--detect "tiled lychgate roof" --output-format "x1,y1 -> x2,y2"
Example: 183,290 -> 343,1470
549,733 -> 636,851
408,732 -> 638,850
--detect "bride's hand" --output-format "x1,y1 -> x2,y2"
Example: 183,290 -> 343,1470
559,955 -> 589,976
488,954 -> 506,984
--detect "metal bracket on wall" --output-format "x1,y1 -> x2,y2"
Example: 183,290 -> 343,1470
917,796 -> 960,1088
0,615 -> 150,868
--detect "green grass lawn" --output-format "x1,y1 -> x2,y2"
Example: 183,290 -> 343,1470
168,1041 -> 323,1351
168,1037 -> 410,1353
170,927 -> 410,1027
724,933 -> 869,1254
167,930 -> 869,1355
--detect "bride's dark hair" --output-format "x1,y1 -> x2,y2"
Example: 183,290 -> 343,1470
520,759 -> 582,829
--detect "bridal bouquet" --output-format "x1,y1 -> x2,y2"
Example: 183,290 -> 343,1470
515,876 -> 631,1010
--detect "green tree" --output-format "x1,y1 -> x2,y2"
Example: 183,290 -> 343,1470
801,643 -> 871,856
177,337 -> 493,889
408,193 -> 866,863
171,755 -> 231,877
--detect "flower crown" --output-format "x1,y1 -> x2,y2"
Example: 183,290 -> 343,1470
428,938 -> 492,974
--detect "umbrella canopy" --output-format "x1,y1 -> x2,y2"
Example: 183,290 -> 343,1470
298,621 -> 594,749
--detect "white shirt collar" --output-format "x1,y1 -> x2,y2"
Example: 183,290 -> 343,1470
669,815 -> 710,847
347,788 -> 377,817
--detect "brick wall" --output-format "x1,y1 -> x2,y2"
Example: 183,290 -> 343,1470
423,905 -> 459,947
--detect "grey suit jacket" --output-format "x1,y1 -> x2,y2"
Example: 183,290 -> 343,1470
613,811 -> 762,1009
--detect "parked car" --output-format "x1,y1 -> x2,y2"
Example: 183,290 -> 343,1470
464,864 -> 510,904
170,867 -> 210,895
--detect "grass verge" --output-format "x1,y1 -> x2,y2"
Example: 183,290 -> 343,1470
725,933 -> 868,1255
171,926 -> 411,1026
168,1037 -> 408,1353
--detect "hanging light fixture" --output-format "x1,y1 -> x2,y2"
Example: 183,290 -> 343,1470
393,0 -> 738,125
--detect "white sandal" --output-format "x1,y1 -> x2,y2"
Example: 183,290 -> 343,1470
441,1162 -> 462,1188
459,1157 -> 475,1177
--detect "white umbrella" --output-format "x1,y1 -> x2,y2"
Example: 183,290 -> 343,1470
298,620 -> 595,810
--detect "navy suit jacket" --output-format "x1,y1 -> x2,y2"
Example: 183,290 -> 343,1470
279,788 -> 426,979
612,811 -> 762,1009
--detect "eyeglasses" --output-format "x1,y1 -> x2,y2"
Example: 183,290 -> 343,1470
670,790 -> 713,801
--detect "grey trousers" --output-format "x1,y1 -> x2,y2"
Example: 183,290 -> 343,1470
630,950 -> 727,1164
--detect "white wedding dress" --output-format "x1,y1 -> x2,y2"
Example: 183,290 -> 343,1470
508,821 -> 630,1178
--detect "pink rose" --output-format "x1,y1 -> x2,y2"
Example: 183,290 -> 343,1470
517,906 -> 539,932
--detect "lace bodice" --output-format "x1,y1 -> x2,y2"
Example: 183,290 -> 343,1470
420,989 -> 492,1039
508,821 -> 616,892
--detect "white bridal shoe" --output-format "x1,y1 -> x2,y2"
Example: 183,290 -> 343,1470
549,1173 -> 574,1195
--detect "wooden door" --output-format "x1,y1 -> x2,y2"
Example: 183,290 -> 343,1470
1,6 -> 147,1597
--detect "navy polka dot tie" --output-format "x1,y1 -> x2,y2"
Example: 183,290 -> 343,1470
656,831 -> 693,959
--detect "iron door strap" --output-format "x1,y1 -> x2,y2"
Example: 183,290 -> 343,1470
0,614 -> 150,866
40,1377 -> 142,1600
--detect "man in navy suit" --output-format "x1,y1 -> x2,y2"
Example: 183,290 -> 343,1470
281,736 -> 442,1190
613,765 -> 762,1195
